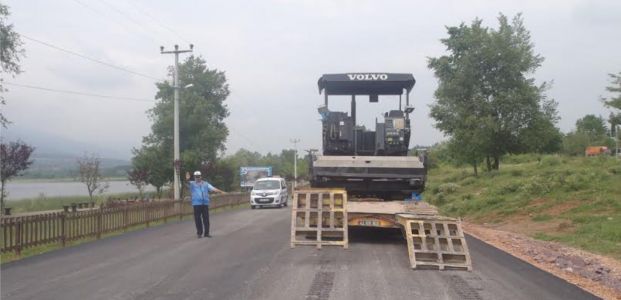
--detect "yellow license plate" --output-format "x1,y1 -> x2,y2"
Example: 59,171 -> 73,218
357,219 -> 380,226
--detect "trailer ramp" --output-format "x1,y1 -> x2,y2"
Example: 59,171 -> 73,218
290,189 -> 348,249
397,214 -> 472,271
290,191 -> 472,270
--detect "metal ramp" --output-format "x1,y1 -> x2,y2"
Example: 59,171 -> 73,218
397,214 -> 472,271
290,189 -> 348,249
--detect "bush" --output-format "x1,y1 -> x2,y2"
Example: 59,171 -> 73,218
519,176 -> 553,195
564,173 -> 595,191
540,155 -> 562,166
438,183 -> 460,194
496,181 -> 521,195
509,168 -> 524,177
484,170 -> 500,178
434,192 -> 447,205
609,165 -> 621,175
461,177 -> 476,186
502,154 -> 540,164
446,170 -> 472,182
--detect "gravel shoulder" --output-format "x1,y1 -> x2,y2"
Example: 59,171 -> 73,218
464,222 -> 621,300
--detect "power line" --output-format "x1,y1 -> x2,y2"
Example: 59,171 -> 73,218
126,1 -> 192,44
21,34 -> 162,81
4,82 -> 155,103
69,0 -> 164,46
97,0 -> 173,45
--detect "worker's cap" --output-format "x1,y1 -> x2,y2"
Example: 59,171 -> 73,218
193,171 -> 202,176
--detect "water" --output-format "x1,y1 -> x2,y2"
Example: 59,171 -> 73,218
4,180 -> 156,201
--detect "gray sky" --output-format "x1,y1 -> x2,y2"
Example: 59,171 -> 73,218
2,0 -> 621,159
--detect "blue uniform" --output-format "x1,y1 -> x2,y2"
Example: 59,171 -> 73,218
189,181 -> 214,206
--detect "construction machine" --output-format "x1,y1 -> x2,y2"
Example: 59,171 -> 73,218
291,73 -> 472,271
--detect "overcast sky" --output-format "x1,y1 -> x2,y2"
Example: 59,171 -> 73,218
2,0 -> 620,159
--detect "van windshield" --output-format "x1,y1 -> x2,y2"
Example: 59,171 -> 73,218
254,180 -> 280,190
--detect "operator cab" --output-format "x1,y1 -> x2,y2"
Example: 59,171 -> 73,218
311,73 -> 426,199
317,73 -> 416,156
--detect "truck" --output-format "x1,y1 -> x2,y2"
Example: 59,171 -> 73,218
291,73 -> 472,271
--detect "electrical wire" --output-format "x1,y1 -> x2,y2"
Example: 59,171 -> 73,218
70,0 -> 164,46
97,0 -> 174,45
4,82 -> 155,103
126,1 -> 192,45
21,34 -> 163,81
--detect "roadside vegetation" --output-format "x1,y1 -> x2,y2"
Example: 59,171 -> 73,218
5,192 -> 147,214
426,154 -> 621,259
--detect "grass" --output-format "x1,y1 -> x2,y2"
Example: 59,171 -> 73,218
5,192 -> 150,214
11,177 -> 128,183
0,202 -> 250,264
426,154 -> 621,259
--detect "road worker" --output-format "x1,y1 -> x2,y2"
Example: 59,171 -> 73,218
186,170 -> 225,238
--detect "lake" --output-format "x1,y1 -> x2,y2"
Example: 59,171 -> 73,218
4,180 -> 156,201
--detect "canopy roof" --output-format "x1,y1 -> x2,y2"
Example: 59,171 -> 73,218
318,73 -> 415,95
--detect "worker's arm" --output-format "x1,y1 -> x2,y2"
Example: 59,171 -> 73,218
208,183 -> 226,194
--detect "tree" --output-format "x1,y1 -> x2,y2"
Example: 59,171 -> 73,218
131,145 -> 170,198
134,56 -> 230,194
428,14 -> 561,171
127,168 -> 148,198
77,153 -> 107,201
562,114 -> 614,155
603,72 -> 621,111
604,72 -> 621,144
575,114 -> 607,140
0,140 -> 34,214
0,4 -> 25,127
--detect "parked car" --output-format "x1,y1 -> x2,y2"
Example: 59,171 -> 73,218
250,177 -> 289,209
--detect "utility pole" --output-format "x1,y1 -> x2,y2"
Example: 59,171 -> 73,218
161,44 -> 193,200
615,124 -> 621,159
290,138 -> 300,189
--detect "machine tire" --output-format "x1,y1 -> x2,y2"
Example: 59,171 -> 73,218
251,205 -> 256,209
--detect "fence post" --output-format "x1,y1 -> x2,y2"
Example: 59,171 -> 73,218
15,219 -> 22,256
179,199 -> 183,221
123,206 -> 128,232
145,203 -> 150,228
60,213 -> 66,247
96,209 -> 102,239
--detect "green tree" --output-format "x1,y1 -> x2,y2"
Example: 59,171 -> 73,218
562,114 -> 614,155
604,72 -> 621,144
0,3 -> 25,127
135,56 -> 230,195
575,114 -> 607,140
131,145 -> 172,198
428,13 -> 560,171
604,72 -> 621,111
77,153 -> 108,201
0,140 -> 34,214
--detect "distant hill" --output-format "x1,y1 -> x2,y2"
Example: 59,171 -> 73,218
2,126 -> 132,179
22,152 -> 131,179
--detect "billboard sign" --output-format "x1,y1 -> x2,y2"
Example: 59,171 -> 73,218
240,166 -> 272,187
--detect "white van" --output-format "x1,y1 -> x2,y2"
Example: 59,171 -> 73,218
250,177 -> 288,209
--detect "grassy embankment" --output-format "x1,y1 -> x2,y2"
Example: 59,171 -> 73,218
426,155 -> 621,260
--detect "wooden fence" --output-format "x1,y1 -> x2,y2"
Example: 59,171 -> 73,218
0,193 -> 249,255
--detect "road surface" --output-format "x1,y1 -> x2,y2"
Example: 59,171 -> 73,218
1,206 -> 598,299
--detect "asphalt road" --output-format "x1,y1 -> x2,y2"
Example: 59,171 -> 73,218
1,206 -> 599,300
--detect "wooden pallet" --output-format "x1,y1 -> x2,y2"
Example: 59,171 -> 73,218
397,214 -> 472,271
290,189 -> 348,249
